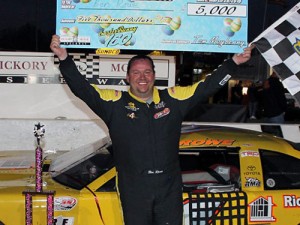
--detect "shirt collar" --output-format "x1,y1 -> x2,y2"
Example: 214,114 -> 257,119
128,87 -> 160,104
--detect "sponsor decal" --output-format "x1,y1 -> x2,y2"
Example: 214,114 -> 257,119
54,197 -> 77,211
244,165 -> 261,176
125,102 -> 139,111
248,196 -> 276,222
266,178 -> 276,188
244,172 -> 261,176
247,165 -> 256,171
243,172 -> 261,176
127,112 -> 137,119
154,101 -> 166,110
283,195 -> 300,208
154,107 -> 170,119
96,48 -> 120,55
293,38 -> 300,56
180,139 -> 235,147
241,151 -> 259,158
219,74 -> 231,86
245,177 -> 261,187
55,216 -> 74,225
74,61 -> 87,72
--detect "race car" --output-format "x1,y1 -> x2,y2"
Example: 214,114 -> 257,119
0,124 -> 300,225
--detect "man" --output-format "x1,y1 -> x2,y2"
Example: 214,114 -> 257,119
261,72 -> 287,123
50,35 -> 252,225
231,80 -> 243,104
247,81 -> 259,119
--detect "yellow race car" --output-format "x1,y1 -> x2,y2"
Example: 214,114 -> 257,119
0,124 -> 300,225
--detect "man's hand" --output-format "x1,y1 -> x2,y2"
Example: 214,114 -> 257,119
50,35 -> 68,61
232,44 -> 255,65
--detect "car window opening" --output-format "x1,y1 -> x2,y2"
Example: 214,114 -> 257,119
52,149 -> 115,190
260,149 -> 300,190
179,148 -> 241,193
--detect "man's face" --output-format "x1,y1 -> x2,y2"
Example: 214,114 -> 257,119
126,58 -> 155,101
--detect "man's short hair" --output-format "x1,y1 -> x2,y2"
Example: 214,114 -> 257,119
127,55 -> 155,74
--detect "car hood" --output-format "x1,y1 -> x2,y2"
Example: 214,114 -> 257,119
0,172 -> 67,191
0,155 -> 68,192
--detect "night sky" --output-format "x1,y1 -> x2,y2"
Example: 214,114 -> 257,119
0,0 -> 299,52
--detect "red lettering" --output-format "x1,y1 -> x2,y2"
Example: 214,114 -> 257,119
179,140 -> 192,146
191,140 -> 206,146
205,139 -> 222,145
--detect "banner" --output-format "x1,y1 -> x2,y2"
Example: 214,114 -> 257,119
0,51 -> 176,88
54,53 -> 176,89
56,0 -> 248,53
0,51 -> 176,119
252,3 -> 300,104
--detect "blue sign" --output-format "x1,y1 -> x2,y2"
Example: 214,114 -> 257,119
56,0 -> 248,53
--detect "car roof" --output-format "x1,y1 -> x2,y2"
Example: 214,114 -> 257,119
179,124 -> 298,153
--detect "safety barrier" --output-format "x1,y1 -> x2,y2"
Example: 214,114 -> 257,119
0,119 -> 299,152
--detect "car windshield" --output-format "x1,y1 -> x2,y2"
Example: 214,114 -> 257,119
49,138 -> 114,190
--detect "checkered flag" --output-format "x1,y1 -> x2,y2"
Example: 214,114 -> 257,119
252,2 -> 300,105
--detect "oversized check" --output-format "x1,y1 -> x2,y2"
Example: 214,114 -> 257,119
56,0 -> 248,53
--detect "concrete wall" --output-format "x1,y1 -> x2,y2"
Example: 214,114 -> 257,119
1,119 -> 299,152
0,119 -> 108,152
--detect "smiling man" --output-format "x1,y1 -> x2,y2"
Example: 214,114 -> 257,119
50,34 -> 253,225
126,55 -> 156,101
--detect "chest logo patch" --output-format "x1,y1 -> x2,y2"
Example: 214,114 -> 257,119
127,112 -> 137,119
125,102 -> 139,111
155,101 -> 166,109
154,108 -> 170,119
